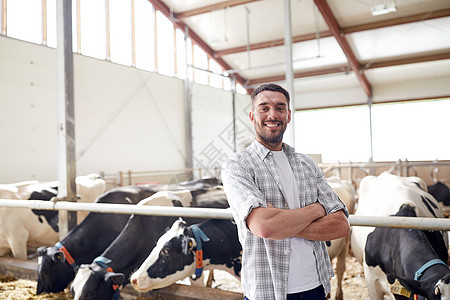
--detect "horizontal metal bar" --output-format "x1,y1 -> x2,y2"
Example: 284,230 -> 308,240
0,199 -> 449,230
0,199 -> 232,220
348,215 -> 450,231
318,161 -> 450,169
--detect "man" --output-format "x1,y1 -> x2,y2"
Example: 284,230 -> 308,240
222,83 -> 350,300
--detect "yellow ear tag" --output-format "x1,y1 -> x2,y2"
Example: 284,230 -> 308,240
390,279 -> 412,298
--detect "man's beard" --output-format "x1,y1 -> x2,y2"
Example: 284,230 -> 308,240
255,123 -> 286,145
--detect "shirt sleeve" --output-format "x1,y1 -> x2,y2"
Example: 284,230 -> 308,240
221,156 -> 267,232
315,164 -> 350,218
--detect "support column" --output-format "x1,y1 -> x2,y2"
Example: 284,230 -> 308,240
368,96 -> 374,163
284,0 -> 295,147
1,0 -> 7,35
56,0 -> 77,239
231,77 -> 237,152
184,26 -> 193,174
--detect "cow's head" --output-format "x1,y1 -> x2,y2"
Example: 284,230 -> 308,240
29,188 -> 59,232
36,246 -> 75,294
388,273 -> 450,300
130,218 -> 196,291
70,262 -> 124,300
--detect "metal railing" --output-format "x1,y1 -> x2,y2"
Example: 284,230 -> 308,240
101,167 -> 222,187
0,199 -> 449,231
318,160 -> 450,182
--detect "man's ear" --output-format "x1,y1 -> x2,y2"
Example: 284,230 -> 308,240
287,109 -> 291,123
249,110 -> 254,122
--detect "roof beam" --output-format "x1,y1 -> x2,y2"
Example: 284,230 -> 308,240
214,8 -> 450,58
175,0 -> 261,19
147,0 -> 247,86
215,31 -> 332,57
247,51 -> 450,86
343,8 -> 450,34
247,66 -> 349,86
363,52 -> 450,69
314,0 -> 372,98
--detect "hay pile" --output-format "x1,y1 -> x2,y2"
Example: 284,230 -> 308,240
0,274 -> 71,300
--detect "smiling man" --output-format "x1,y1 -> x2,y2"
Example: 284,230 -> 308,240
250,86 -> 290,151
222,83 -> 350,300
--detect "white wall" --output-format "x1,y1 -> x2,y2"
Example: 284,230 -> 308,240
191,85 -> 254,178
0,36 -> 251,183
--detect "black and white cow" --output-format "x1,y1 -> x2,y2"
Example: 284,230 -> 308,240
0,180 -> 39,200
0,174 -> 106,260
130,218 -> 241,292
28,184 -> 60,232
428,181 -> 450,208
29,174 -> 107,228
36,185 -> 158,294
366,204 -> 450,299
152,178 -> 222,194
70,185 -> 229,300
351,172 -> 449,299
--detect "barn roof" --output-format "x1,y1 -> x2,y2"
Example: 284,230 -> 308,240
150,0 -> 450,109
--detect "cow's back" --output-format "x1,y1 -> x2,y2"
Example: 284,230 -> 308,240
352,172 -> 445,263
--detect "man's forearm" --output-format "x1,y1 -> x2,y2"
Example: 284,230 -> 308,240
247,203 -> 326,240
295,210 -> 350,241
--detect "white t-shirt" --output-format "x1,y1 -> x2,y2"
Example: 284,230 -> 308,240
272,150 -> 321,293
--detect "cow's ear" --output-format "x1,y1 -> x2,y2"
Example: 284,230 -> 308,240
182,236 -> 195,255
37,246 -> 47,257
188,238 -> 195,250
387,274 -> 396,284
172,200 -> 183,207
52,251 -> 65,263
105,272 -> 125,285
387,274 -> 425,297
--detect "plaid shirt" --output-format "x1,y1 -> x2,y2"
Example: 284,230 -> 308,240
222,140 -> 349,300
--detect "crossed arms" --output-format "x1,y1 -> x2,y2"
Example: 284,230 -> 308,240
246,203 -> 350,241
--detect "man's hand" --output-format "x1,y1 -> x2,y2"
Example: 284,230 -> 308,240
246,202 -> 326,240
295,209 -> 350,241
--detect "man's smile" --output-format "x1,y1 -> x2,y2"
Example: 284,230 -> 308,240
265,122 -> 281,128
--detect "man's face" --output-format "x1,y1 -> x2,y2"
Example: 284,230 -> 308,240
249,90 -> 291,151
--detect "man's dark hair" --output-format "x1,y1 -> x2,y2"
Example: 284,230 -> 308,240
251,83 -> 290,106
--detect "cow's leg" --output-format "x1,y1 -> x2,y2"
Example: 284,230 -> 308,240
7,229 -> 29,260
334,238 -> 349,300
206,270 -> 215,287
0,237 -> 11,257
363,262 -> 394,300
189,276 -> 206,287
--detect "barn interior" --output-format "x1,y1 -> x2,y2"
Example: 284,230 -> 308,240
0,0 -> 449,299
1,0 -> 449,187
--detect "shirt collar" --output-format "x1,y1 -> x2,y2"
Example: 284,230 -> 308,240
250,139 -> 295,159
